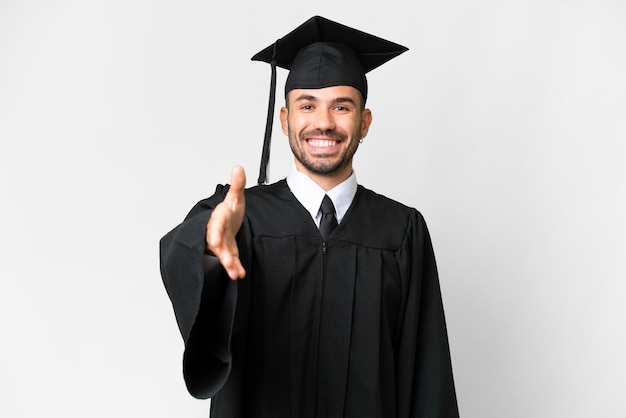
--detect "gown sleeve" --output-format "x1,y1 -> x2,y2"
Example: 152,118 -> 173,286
159,184 -> 249,399
396,210 -> 459,417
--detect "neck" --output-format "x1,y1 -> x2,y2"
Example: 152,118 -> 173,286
294,160 -> 352,191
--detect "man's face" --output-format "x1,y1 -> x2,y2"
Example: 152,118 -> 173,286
280,85 -> 372,182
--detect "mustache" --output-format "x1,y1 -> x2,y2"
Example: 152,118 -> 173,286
299,129 -> 347,141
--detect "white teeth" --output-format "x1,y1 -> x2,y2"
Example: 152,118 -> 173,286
309,139 -> 337,147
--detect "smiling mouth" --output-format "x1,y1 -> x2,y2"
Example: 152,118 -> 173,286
307,139 -> 339,148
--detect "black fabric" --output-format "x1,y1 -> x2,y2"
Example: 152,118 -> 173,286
284,41 -> 367,101
251,16 -> 408,88
318,195 -> 337,241
160,180 -> 459,418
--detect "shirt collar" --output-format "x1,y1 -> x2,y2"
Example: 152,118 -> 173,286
286,163 -> 358,225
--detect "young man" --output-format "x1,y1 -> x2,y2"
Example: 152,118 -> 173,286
160,16 -> 459,418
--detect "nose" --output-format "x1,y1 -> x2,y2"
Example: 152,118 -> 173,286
313,108 -> 335,132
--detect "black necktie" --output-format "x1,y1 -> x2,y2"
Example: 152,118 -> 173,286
319,195 -> 338,241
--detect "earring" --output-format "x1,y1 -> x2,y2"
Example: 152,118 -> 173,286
358,138 -> 364,143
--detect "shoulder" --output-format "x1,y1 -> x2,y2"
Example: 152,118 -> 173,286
183,184 -> 230,220
185,180 -> 290,219
242,180 -> 314,236
336,185 -> 426,250
354,185 -> 422,221
243,179 -> 295,214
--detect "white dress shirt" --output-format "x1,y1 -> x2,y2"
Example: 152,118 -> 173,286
286,163 -> 357,227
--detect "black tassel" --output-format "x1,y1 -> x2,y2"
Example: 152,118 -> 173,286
257,44 -> 278,186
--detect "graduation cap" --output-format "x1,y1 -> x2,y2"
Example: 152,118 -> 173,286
252,16 -> 408,185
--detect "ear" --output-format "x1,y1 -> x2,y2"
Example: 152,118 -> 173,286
280,107 -> 289,136
360,108 -> 373,139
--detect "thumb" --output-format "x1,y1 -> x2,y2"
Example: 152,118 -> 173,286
225,165 -> 246,206
230,165 -> 246,193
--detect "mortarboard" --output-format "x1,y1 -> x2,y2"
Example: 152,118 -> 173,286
252,16 -> 408,185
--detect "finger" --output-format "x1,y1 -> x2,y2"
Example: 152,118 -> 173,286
229,165 -> 246,196
226,260 -> 246,280
223,165 -> 246,211
218,248 -> 246,280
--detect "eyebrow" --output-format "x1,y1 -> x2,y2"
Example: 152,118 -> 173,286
293,94 -> 357,106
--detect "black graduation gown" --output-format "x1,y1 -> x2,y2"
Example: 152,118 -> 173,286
160,180 -> 459,418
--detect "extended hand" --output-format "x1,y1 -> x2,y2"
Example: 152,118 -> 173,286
206,166 -> 247,280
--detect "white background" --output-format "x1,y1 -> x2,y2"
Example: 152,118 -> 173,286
1,1 -> 625,417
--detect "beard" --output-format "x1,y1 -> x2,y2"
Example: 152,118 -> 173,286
288,127 -> 360,177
